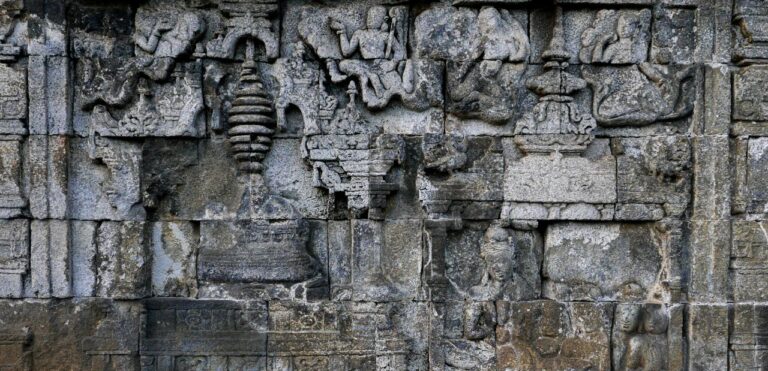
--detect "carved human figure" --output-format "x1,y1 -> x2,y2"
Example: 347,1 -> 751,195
625,306 -> 669,371
326,6 -> 413,109
135,13 -> 205,58
468,225 -> 515,301
477,7 -> 530,62
448,8 -> 529,123
582,63 -> 694,127
619,305 -> 642,331
601,14 -> 644,63
580,9 -> 650,64
613,304 -> 642,370
330,6 -> 405,60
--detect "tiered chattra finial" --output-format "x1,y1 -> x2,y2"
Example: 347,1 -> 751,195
227,41 -> 276,174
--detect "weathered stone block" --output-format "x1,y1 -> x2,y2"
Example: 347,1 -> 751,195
0,0 -> 746,368
746,137 -> 768,214
28,219 -> 70,298
150,221 -> 198,297
0,137 -> 25,218
70,220 -> 150,299
142,137 -> 246,221
67,137 -> 145,221
0,219 -> 28,298
445,224 -> 542,302
731,220 -> 768,301
0,299 -> 141,370
689,304 -> 729,371
496,300 -> 613,370
505,154 -> 616,205
616,135 -> 691,212
140,298 -> 267,361
26,135 -> 68,219
198,219 -> 328,301
329,219 -> 422,301
543,222 -> 663,301
731,304 -> 768,370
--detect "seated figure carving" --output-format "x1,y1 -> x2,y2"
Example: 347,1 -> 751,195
326,6 -> 414,109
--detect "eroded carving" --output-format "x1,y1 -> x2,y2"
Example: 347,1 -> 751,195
0,63 -> 25,134
579,9 -> 651,64
304,84 -> 405,219
87,137 -> 143,218
204,0 -> 279,60
0,138 -> 24,217
134,6 -> 205,58
0,219 -> 28,298
88,62 -> 205,138
496,301 -> 612,370
514,7 -> 595,154
467,225 -> 515,301
446,8 -> 530,124
734,0 -> 768,63
0,0 -> 22,61
582,64 -> 695,127
504,7 -> 616,221
298,5 -> 441,113
273,42 -> 337,135
0,1 -> 738,369
613,304 -> 672,371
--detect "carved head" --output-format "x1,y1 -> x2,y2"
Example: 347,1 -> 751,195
366,6 -> 388,30
481,226 -> 514,282
616,304 -> 641,333
617,14 -> 639,39
642,306 -> 669,334
181,13 -> 205,40
477,7 -> 502,32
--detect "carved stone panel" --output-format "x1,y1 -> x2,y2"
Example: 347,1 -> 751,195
731,304 -> 768,370
0,63 -> 26,134
0,0 -> 755,369
745,139 -> 768,216
0,219 -> 28,298
735,66 -> 768,123
543,223 -> 664,301
495,301 -> 613,370
140,299 -> 268,360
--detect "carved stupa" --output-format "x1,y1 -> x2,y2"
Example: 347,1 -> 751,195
513,6 -> 596,155
217,41 -> 319,285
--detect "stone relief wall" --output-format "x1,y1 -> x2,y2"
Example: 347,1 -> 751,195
0,0 -> 757,369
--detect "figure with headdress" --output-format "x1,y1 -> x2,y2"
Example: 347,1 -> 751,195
326,6 -> 414,109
